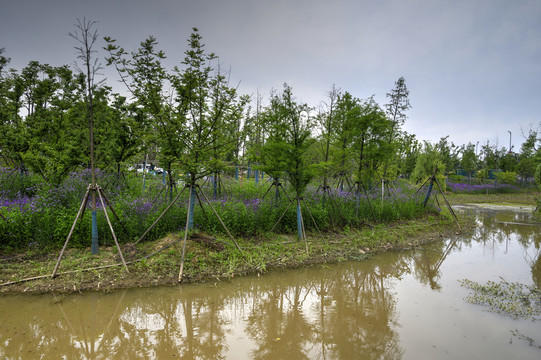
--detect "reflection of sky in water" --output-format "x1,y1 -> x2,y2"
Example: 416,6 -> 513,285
1,207 -> 540,359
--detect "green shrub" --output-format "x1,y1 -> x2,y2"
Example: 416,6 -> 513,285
496,171 -> 517,185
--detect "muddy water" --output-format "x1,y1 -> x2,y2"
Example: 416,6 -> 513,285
1,206 -> 540,359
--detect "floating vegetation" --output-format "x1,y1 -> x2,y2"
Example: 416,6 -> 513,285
460,278 -> 541,320
510,329 -> 541,350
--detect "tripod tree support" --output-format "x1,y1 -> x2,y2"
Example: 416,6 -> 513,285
134,185 -> 186,245
418,167 -> 461,231
52,185 -> 129,278
178,184 -> 243,282
422,167 -> 438,207
269,197 -> 317,252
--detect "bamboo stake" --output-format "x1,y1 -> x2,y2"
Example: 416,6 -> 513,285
298,198 -> 308,253
261,180 -> 275,200
359,180 -> 375,219
195,190 -> 209,219
434,177 -> 461,230
178,185 -> 194,282
302,198 -> 326,243
326,187 -> 348,226
279,183 -> 292,202
98,187 -> 130,236
79,185 -> 91,220
414,176 -> 432,197
2,237 -> 186,288
97,187 -> 129,272
52,185 -> 92,278
134,185 -> 186,245
270,198 -> 295,233
198,186 -> 243,252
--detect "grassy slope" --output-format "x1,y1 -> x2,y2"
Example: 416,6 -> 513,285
0,210 -> 466,294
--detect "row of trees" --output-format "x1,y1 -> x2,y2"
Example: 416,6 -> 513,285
0,24 -> 411,193
409,131 -> 540,184
1,22 -> 539,194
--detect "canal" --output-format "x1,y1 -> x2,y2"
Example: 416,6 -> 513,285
1,205 -> 540,359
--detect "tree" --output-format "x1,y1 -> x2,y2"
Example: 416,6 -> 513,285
435,136 -> 461,176
70,17 -> 104,254
95,92 -> 146,176
460,143 -> 477,183
20,63 -> 87,186
382,77 -> 411,184
105,35 -> 177,193
516,157 -> 536,183
410,141 -> 445,183
260,84 -> 315,196
480,141 -> 498,170
0,49 -> 27,168
259,84 -> 315,243
169,28 -> 244,186
317,84 -> 340,190
350,96 -> 390,192
396,132 -> 420,179
331,92 -> 358,190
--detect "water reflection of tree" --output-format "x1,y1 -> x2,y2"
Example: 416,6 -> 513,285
410,237 -> 461,290
245,255 -> 408,359
326,261 -> 404,359
245,277 -> 314,360
0,256 -> 413,359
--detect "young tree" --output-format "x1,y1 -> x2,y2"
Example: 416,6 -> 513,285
259,84 -> 315,241
435,136 -> 461,176
70,17 -> 104,254
396,132 -> 420,179
410,141 -> 445,183
350,96 -> 390,192
318,84 -> 340,192
331,92 -> 358,191
460,143 -> 477,183
169,28 -> 244,186
21,63 -> 87,185
0,49 -> 27,168
382,77 -> 411,190
105,35 -> 176,192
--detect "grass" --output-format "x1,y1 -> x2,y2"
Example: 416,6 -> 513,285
0,211 -> 466,294
445,190 -> 539,206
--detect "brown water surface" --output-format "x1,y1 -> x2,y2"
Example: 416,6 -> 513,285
1,205 -> 540,359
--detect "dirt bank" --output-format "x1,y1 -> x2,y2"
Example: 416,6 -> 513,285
0,213 -> 470,294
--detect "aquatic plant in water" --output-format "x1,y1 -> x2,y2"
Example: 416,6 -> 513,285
460,279 -> 541,320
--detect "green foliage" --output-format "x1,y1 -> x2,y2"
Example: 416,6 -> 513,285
516,157 -> 536,182
535,163 -> 541,190
460,142 -> 477,182
0,170 -> 427,250
410,141 -> 445,182
496,171 -> 517,185
259,84 -> 315,197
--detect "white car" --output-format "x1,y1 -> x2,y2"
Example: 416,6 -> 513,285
128,163 -> 164,175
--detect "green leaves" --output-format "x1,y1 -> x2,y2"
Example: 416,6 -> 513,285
259,84 -> 315,196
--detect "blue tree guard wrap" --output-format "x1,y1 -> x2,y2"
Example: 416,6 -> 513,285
188,188 -> 196,230
423,179 -> 434,207
91,210 -> 99,254
297,201 -> 303,241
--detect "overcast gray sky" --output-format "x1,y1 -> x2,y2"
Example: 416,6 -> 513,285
2,0 -> 540,152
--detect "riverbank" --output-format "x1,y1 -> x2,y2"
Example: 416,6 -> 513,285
445,191 -> 539,207
0,209 -> 469,294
